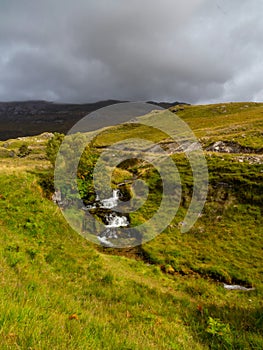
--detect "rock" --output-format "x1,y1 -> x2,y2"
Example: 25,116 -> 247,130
40,132 -> 54,139
52,190 -> 62,203
9,150 -> 16,158
206,141 -> 263,154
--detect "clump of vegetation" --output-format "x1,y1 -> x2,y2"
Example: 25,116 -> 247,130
46,132 -> 64,166
206,317 -> 232,347
17,143 -> 31,157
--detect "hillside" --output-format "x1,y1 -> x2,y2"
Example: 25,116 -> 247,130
0,100 -> 185,141
0,102 -> 262,349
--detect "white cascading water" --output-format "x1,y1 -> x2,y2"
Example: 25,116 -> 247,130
97,228 -> 118,247
112,189 -> 119,199
84,189 -> 120,210
100,189 -> 119,209
105,213 -> 128,228
83,189 -> 129,246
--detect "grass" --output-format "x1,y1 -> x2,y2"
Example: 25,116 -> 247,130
0,102 -> 262,349
170,102 -> 263,148
0,173 -> 207,349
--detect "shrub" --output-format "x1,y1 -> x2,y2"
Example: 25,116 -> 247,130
46,132 -> 64,166
206,317 -> 232,345
18,144 -> 31,157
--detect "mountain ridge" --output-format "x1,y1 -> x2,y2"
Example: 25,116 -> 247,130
0,99 -> 188,141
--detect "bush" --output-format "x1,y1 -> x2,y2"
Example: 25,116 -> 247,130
18,144 -> 31,157
38,171 -> 55,199
46,132 -> 64,166
206,317 -> 232,345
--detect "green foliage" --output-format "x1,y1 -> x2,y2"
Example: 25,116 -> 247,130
38,171 -> 55,199
206,317 -> 232,345
17,143 -> 31,157
46,132 -> 64,166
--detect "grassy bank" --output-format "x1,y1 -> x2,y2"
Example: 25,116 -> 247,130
0,102 -> 262,349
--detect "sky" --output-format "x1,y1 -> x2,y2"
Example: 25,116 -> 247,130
0,0 -> 262,104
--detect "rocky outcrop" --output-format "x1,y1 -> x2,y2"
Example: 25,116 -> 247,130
206,141 -> 263,154
235,155 -> 263,164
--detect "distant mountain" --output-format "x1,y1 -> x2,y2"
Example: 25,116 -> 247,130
0,100 -> 188,141
146,101 -> 190,109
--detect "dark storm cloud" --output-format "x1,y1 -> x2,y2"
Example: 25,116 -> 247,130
0,0 -> 262,103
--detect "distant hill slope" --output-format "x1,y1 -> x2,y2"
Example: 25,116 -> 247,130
0,100 -> 187,140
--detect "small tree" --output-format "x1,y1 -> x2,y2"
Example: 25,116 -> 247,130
46,133 -> 64,166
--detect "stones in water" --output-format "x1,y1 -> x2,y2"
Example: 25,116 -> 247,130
104,212 -> 129,228
100,189 -> 120,209
83,189 -> 142,247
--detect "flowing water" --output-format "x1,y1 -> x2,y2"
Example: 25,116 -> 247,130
83,189 -> 141,247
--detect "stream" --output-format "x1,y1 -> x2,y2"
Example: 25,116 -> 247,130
83,189 -> 142,247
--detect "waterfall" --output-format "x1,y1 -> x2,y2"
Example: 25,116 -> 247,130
100,189 -> 119,209
112,189 -> 119,200
82,189 -> 131,246
97,228 -> 118,247
105,213 -> 128,228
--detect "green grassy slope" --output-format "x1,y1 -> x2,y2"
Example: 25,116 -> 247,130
0,102 -> 262,349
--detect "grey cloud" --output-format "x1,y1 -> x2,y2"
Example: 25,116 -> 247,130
0,0 -> 262,103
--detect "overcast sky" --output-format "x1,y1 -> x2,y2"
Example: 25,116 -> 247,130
0,0 -> 262,104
